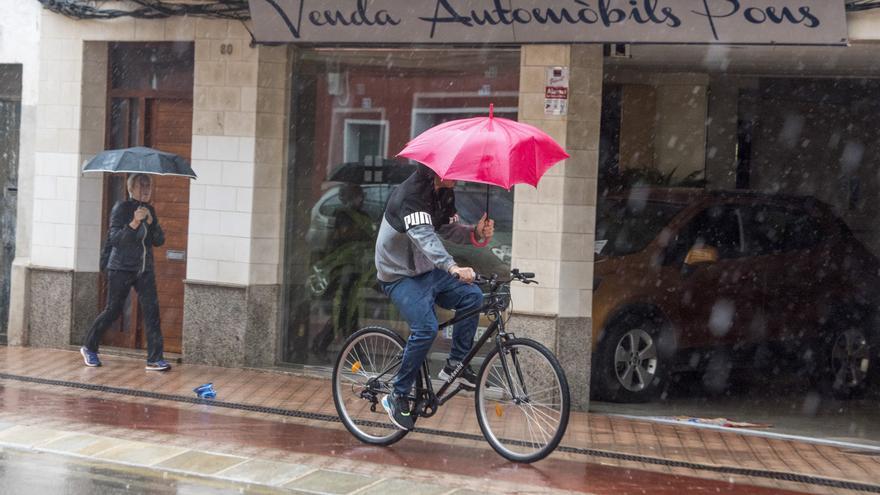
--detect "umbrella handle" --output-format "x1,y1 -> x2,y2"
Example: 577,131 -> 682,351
470,230 -> 490,248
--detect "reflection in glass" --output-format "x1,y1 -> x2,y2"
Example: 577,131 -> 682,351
594,59 -> 880,445
283,48 -> 519,368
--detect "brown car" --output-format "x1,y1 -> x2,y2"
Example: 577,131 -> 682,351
591,188 -> 880,402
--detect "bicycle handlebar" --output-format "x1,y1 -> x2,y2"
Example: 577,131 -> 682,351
474,269 -> 539,289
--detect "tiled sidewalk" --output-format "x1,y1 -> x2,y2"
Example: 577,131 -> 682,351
0,423 -> 501,494
1,346 -> 878,494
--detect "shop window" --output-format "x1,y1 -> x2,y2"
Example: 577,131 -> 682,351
109,42 -> 194,92
282,48 -> 520,367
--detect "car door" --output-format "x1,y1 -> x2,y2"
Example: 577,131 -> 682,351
667,205 -> 762,350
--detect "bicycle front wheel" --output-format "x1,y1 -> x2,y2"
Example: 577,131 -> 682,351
332,326 -> 408,445
475,338 -> 570,463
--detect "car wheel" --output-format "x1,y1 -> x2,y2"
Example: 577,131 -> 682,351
814,320 -> 873,400
593,312 -> 672,403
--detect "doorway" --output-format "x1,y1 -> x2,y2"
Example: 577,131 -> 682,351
0,65 -> 22,345
99,43 -> 193,354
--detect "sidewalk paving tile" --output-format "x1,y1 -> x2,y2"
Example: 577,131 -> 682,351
40,433 -> 121,456
283,469 -> 375,494
215,459 -> 313,485
0,426 -> 70,448
156,450 -> 248,475
93,440 -> 187,465
358,478 -> 448,495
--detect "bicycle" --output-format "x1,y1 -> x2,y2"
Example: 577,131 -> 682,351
332,269 -> 571,463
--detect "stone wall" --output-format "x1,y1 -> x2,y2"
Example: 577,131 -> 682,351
513,45 -> 603,410
28,267 -> 73,348
182,281 -> 280,367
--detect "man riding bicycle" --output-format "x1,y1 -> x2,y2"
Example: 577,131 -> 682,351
375,165 -> 495,431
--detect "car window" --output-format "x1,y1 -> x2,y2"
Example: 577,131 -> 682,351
747,206 -> 822,255
318,191 -> 342,217
669,206 -> 745,262
363,185 -> 393,221
596,199 -> 685,256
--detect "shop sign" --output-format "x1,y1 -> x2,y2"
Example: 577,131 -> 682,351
248,1 -> 847,45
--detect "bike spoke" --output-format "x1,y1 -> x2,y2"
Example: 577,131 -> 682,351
334,329 -> 406,444
517,401 -> 552,442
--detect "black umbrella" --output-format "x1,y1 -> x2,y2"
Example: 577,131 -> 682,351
82,146 -> 197,179
329,161 -> 415,184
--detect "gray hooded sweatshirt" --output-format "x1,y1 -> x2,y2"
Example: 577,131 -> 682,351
375,166 -> 474,282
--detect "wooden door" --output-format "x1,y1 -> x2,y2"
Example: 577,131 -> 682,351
99,42 -> 194,354
98,97 -> 192,354
141,98 -> 191,353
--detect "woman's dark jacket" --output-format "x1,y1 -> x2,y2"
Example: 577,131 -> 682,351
103,200 -> 165,273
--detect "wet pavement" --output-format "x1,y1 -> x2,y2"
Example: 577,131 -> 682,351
1,347 -> 876,494
0,447 -> 283,494
0,382 -> 810,495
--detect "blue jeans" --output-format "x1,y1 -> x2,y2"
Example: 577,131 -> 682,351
381,269 -> 484,397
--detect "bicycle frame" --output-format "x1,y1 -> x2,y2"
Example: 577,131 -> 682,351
413,286 -> 530,415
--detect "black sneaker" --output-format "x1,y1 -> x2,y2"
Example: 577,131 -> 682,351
381,393 -> 414,431
439,359 -> 478,388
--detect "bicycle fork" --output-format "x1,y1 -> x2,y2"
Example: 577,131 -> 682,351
496,335 -> 531,404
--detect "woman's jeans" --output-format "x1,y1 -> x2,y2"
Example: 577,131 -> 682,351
381,269 -> 483,397
83,269 -> 164,363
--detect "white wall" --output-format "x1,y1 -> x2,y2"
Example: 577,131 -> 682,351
848,9 -> 880,40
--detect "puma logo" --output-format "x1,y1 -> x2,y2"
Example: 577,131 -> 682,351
404,211 -> 432,229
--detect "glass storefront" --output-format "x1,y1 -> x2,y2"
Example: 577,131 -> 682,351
282,48 -> 520,369
592,47 -> 880,444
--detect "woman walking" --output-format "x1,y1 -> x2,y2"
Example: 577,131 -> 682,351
80,173 -> 170,371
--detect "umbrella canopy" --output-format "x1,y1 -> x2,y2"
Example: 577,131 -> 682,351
396,105 -> 569,189
82,146 -> 197,179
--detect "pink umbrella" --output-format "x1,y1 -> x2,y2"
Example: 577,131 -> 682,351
396,104 -> 569,190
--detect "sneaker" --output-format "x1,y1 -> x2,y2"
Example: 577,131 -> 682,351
439,359 -> 478,388
80,347 -> 101,367
145,360 -> 171,371
381,393 -> 414,431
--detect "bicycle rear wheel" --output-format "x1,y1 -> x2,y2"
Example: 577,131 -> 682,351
332,326 -> 408,445
475,338 -> 570,462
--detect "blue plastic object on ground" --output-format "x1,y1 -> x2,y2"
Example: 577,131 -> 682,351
193,383 -> 216,399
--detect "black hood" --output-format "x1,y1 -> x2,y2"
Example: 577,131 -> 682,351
384,165 -> 457,233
